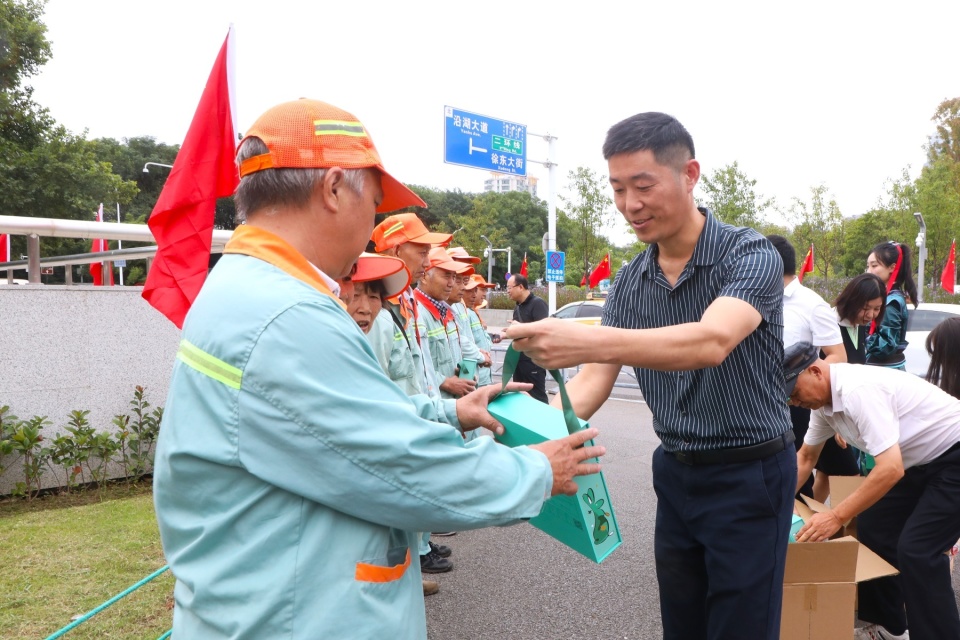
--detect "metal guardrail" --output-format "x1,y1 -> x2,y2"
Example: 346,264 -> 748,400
0,215 -> 233,284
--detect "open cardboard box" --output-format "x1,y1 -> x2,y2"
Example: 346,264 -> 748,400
780,499 -> 897,640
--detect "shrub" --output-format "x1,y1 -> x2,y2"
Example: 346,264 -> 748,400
0,387 -> 163,499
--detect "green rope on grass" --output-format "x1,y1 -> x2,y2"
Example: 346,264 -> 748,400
156,631 -> 172,640
43,565 -> 170,640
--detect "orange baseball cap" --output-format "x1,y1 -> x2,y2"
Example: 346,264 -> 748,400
238,99 -> 426,213
469,274 -> 496,289
351,253 -> 411,299
372,213 -> 452,252
446,246 -> 481,264
427,246 -> 465,272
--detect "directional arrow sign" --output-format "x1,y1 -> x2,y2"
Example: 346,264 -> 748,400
444,106 -> 527,176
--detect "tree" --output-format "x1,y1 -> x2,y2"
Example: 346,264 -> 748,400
697,161 -> 774,229
561,167 -> 615,285
0,0 -> 139,270
788,185 -> 845,279
458,190 -> 547,284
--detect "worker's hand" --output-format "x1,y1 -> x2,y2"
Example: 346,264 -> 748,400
529,428 -> 605,496
795,510 -> 843,542
440,376 -> 477,398
835,434 -> 848,449
504,318 -> 596,370
479,350 -> 493,367
454,381 -> 532,434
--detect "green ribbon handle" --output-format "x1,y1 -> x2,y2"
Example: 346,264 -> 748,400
500,345 -> 584,435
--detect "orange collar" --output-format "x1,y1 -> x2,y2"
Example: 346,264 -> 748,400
223,225 -> 346,310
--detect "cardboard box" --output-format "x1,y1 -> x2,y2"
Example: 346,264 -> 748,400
488,391 -> 622,563
798,485 -> 861,540
825,475 -> 864,538
781,500 -> 898,640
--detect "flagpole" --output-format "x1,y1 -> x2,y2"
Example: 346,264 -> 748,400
116,201 -> 124,286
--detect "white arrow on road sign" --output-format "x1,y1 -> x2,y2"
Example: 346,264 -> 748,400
469,138 -> 487,155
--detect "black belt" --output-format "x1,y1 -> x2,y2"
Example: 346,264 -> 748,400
669,431 -> 795,466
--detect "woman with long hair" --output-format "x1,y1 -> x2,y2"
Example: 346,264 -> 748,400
926,317 -> 960,400
835,273 -> 888,364
865,241 -> 918,370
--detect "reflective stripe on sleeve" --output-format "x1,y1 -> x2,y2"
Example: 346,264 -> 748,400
176,339 -> 243,389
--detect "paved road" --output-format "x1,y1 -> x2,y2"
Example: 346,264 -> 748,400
425,376 -> 960,639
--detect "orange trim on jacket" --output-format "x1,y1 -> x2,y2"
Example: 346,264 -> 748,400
354,549 -> 411,583
223,225 -> 346,310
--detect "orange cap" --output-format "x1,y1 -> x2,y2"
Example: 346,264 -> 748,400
469,273 -> 496,289
238,99 -> 426,213
427,246 -> 464,272
372,213 -> 452,252
446,246 -> 481,264
351,252 -> 411,299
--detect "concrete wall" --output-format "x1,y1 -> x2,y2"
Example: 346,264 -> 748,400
0,285 -> 180,494
0,286 -> 513,494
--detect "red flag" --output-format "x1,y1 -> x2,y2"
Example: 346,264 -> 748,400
142,28 -> 238,328
89,203 -> 114,286
798,245 -> 814,283
942,240 -> 956,293
580,273 -> 587,287
519,252 -> 528,277
0,233 -> 8,263
588,253 -> 611,288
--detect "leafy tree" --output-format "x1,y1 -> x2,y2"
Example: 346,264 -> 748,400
0,0 -> 138,271
459,190 -> 547,284
928,97 -> 960,164
788,185 -> 845,279
560,166 -> 615,284
697,161 -> 774,229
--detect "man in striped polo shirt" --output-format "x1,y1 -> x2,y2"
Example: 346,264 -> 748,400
506,112 -> 794,640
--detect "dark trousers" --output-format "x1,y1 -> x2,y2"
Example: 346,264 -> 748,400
857,443 -> 960,640
652,444 -> 796,640
512,354 -> 547,404
790,405 -> 815,498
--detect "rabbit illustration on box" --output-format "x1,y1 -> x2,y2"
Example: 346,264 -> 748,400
583,488 -> 611,545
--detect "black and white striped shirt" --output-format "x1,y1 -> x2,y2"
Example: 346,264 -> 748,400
602,209 -> 791,452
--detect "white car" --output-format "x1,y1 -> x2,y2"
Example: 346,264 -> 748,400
552,299 -> 606,325
903,303 -> 960,377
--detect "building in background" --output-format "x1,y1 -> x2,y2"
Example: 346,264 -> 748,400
483,172 -> 538,198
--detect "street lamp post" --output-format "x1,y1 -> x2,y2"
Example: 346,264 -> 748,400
143,162 -> 174,173
481,235 -> 494,300
914,212 -> 927,303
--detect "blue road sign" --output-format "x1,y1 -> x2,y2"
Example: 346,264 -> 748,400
545,251 -> 565,283
444,106 -> 527,176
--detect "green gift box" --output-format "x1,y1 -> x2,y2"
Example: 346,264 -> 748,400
488,347 -> 622,563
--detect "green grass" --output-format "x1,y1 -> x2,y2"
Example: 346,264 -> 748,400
0,484 -> 173,639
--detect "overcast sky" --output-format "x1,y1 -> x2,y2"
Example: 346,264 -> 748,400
28,0 -> 960,245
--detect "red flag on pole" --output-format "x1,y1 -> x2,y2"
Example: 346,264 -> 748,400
798,244 -> 814,283
580,274 -> 587,287
588,253 -> 611,289
142,28 -> 238,328
0,233 -> 8,263
89,203 -> 114,286
519,252 -> 528,277
941,239 -> 956,293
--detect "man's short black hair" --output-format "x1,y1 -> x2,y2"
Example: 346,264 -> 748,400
602,112 -> 695,172
766,234 -> 796,276
512,274 -> 530,290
